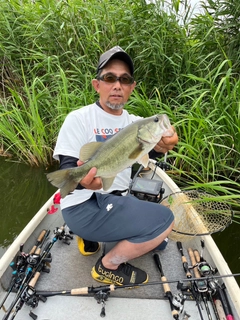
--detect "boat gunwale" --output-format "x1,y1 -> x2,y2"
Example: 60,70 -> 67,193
0,192 -> 58,278
148,160 -> 240,316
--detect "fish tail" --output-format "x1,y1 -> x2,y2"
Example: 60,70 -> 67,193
46,169 -> 79,199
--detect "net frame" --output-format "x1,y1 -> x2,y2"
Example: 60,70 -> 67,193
160,190 -> 233,242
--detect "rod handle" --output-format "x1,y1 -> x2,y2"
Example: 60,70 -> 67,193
153,253 -> 172,293
29,230 -> 47,254
214,298 -> 227,320
188,248 -> 201,278
161,276 -> 171,294
218,287 -> 234,319
71,287 -> 89,295
29,271 -> 41,288
193,249 -> 201,263
71,285 -> 116,295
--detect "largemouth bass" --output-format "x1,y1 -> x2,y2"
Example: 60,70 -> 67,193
47,114 -> 174,198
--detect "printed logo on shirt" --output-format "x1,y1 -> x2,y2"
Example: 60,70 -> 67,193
94,127 -> 123,142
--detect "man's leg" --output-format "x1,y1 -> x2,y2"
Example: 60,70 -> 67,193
62,193 -> 174,285
91,221 -> 174,285
102,221 -> 174,269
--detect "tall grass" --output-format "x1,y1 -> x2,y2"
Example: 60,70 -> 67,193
0,0 -> 239,214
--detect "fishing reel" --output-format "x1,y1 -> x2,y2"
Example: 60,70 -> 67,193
26,254 -> 41,268
94,289 -> 110,318
23,286 -> 38,308
13,244 -> 30,271
54,225 -> 73,245
197,261 -> 218,277
194,278 -> 208,293
130,177 -> 165,203
189,260 -> 217,278
207,279 -> 220,296
156,160 -> 171,171
177,281 -> 192,296
171,292 -> 186,313
23,286 -> 47,320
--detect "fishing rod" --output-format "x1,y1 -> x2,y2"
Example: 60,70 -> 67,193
193,249 -> 219,320
176,242 -> 205,320
35,255 -> 189,319
34,271 -> 240,297
188,245 -> 229,320
176,242 -> 192,279
188,247 -> 215,320
2,224 -> 71,320
0,229 -> 49,311
215,284 -> 234,320
8,271 -> 44,320
5,225 -> 70,320
2,243 -> 51,320
153,252 -> 186,320
193,241 -> 234,320
30,271 -> 240,320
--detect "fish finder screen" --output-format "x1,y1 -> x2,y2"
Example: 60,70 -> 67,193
131,178 -> 163,196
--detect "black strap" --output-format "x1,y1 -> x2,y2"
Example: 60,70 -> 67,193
110,189 -> 128,196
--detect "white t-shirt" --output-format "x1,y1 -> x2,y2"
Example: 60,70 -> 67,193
53,103 -> 140,209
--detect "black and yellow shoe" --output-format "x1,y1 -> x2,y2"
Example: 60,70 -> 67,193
77,236 -> 100,256
91,257 -> 149,286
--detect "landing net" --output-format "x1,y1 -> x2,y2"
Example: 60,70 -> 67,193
161,190 -> 233,242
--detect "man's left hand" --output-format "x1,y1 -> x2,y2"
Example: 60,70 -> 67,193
154,126 -> 178,154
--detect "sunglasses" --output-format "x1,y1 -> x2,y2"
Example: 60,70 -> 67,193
97,73 -> 134,85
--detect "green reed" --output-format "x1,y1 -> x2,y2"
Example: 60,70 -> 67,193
0,0 -> 239,214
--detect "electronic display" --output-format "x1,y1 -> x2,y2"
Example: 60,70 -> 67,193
131,178 -> 163,196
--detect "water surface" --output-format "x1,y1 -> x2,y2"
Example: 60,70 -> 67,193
0,157 -> 56,256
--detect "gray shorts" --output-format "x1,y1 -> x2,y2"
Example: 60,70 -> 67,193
62,192 -> 174,243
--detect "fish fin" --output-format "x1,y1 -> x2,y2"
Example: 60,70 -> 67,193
46,169 -> 79,199
80,142 -> 103,161
102,177 -> 116,191
138,154 -> 149,167
128,144 -> 144,159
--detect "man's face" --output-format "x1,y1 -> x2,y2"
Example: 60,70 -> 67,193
92,59 -> 136,114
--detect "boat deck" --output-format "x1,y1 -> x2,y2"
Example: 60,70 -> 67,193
0,229 -> 217,320
1,293 -> 216,320
1,163 -> 239,319
0,210 -> 221,320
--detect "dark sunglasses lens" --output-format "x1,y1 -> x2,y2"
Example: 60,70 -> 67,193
103,74 -> 117,83
120,76 -> 133,84
100,74 -> 134,84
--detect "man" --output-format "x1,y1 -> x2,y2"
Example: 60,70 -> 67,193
53,46 -> 178,286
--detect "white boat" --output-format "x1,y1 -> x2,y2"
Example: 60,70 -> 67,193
0,159 -> 239,320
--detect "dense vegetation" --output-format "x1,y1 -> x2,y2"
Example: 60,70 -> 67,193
0,0 -> 239,214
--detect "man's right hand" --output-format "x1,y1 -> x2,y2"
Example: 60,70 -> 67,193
77,160 -> 103,190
